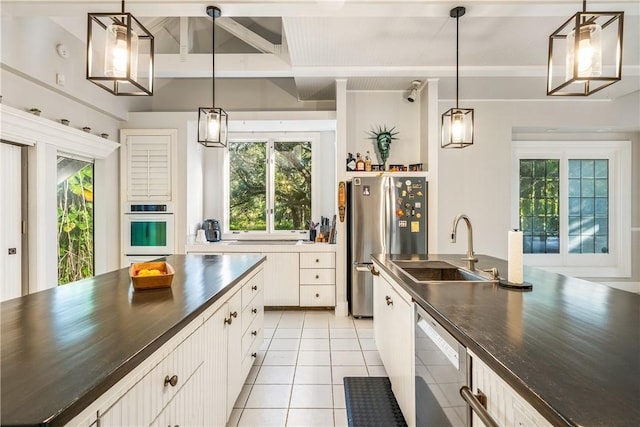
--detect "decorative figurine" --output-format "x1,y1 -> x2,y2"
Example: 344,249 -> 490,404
368,125 -> 399,171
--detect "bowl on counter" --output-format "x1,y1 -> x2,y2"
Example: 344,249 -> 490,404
130,261 -> 174,290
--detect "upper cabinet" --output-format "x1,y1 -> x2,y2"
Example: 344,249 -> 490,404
120,129 -> 178,202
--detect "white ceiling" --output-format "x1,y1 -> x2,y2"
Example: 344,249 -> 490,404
3,0 -> 640,102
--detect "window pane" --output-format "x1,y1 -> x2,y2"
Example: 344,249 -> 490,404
567,159 -> 609,254
273,141 -> 312,230
519,159 -> 559,253
229,142 -> 267,231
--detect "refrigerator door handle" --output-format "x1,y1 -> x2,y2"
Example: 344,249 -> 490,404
353,262 -> 380,276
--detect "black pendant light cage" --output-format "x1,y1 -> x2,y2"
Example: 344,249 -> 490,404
547,0 -> 623,96
442,6 -> 474,149
87,1 -> 154,96
198,6 -> 228,147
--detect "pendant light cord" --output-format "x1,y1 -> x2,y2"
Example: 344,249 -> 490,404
212,11 -> 216,108
455,11 -> 459,109
121,0 -> 125,13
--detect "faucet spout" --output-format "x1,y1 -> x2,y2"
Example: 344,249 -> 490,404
451,214 -> 479,270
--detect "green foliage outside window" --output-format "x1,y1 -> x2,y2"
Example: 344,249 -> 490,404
57,163 -> 94,285
229,140 -> 311,232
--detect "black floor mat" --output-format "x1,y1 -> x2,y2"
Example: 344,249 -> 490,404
343,376 -> 408,427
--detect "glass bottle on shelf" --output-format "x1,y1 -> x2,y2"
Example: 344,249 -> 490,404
355,153 -> 365,171
365,151 -> 372,171
346,153 -> 356,171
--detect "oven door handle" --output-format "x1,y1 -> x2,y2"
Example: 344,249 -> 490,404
460,386 -> 499,427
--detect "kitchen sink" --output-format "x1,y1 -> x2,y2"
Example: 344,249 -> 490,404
390,260 -> 495,283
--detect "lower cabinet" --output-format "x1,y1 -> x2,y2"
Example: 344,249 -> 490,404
83,265 -> 265,427
372,265 -> 415,427
470,350 -> 551,427
263,252 -> 300,306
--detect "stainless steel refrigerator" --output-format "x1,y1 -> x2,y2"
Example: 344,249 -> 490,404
347,176 -> 427,317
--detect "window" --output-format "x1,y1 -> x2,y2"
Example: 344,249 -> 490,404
57,156 -> 94,285
512,141 -> 631,277
227,138 -> 312,234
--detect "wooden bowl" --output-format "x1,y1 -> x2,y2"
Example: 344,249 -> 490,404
130,261 -> 174,290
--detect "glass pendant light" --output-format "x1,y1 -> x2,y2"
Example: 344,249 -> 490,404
547,0 -> 623,96
441,6 -> 474,149
197,6 -> 228,147
87,0 -> 154,96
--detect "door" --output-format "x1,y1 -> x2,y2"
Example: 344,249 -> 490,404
0,143 -> 23,301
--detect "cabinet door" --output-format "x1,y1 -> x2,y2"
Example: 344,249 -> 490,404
203,302 -> 229,426
263,253 -> 299,306
151,364 -> 204,427
373,272 -> 415,426
226,290 -> 243,416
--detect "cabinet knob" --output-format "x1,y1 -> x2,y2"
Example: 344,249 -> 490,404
252,285 -> 258,291
230,311 -> 238,318
224,317 -> 233,325
315,259 -> 319,263
251,352 -> 257,358
315,274 -> 320,279
251,330 -> 257,336
164,375 -> 178,387
252,308 -> 257,314
385,296 -> 393,306
315,293 -> 320,298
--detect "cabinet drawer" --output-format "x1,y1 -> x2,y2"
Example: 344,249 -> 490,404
242,291 -> 263,333
242,312 -> 264,356
300,268 -> 335,285
300,285 -> 335,307
300,252 -> 335,269
242,269 -> 264,310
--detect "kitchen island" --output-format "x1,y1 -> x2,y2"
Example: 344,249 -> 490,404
1,254 -> 265,427
373,253 -> 640,427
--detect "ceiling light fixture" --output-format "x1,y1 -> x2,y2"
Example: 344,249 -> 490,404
197,5 -> 228,147
441,6 -> 474,149
87,0 -> 154,96
547,0 -> 623,96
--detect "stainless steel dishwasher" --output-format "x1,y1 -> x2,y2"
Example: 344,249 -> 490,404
415,304 -> 500,427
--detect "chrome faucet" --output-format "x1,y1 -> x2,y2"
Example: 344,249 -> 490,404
451,214 -> 478,270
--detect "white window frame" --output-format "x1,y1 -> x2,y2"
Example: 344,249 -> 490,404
224,132 -> 319,238
512,141 -> 631,278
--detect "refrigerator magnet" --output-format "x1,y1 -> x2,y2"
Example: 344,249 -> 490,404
362,186 -> 370,196
399,220 -> 407,227
411,221 -> 420,232
415,202 -> 422,208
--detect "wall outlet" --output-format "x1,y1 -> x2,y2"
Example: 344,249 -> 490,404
56,73 -> 65,86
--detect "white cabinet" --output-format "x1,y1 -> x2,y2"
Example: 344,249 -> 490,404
202,299 -> 231,427
120,129 -> 178,202
300,252 -> 336,307
470,350 -> 551,427
225,290 -> 243,417
263,252 -> 299,306
372,265 -> 415,426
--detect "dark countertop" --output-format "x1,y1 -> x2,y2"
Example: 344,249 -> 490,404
1,254 -> 265,427
372,253 -> 640,427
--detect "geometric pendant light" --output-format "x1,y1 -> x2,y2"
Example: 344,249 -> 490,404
197,5 -> 229,147
87,0 -> 154,96
441,6 -> 474,149
547,0 -> 623,96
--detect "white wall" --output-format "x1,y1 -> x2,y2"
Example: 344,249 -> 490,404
436,92 -> 640,283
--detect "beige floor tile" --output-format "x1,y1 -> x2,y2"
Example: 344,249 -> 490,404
262,350 -> 298,366
289,384 -> 333,408
297,350 -> 331,366
255,365 -> 296,384
294,366 -> 333,385
286,408 -> 335,426
331,366 -> 368,384
330,351 -> 365,366
301,328 -> 330,339
363,350 -> 383,366
329,329 -> 358,339
237,408 -> 288,426
334,408 -> 348,427
330,338 -> 361,351
358,338 -> 377,351
332,385 -> 345,409
269,338 -> 301,351
367,365 -> 387,376
299,338 -> 330,351
274,328 -> 303,339
245,384 -> 292,408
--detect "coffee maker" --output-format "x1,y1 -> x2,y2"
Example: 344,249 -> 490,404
202,219 -> 222,242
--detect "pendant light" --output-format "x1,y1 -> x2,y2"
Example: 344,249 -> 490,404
198,6 -> 229,147
547,0 -> 623,96
87,0 -> 154,96
441,6 -> 474,149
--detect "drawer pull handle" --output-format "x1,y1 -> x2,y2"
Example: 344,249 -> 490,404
251,352 -> 257,358
252,308 -> 257,314
385,295 -> 393,306
460,386 -> 499,427
230,311 -> 238,318
164,375 -> 178,387
251,330 -> 257,336
252,285 -> 258,291
224,317 -> 233,325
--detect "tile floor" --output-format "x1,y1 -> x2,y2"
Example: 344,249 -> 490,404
226,310 -> 385,427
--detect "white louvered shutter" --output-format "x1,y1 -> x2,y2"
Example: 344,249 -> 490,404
126,135 -> 172,200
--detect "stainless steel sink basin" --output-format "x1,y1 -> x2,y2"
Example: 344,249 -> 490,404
390,260 -> 494,283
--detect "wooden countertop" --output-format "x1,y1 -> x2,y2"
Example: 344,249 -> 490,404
373,254 -> 640,427
0,254 -> 265,427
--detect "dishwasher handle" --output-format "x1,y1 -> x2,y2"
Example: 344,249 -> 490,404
460,386 -> 499,427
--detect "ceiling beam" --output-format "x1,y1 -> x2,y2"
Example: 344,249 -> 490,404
216,17 -> 280,54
